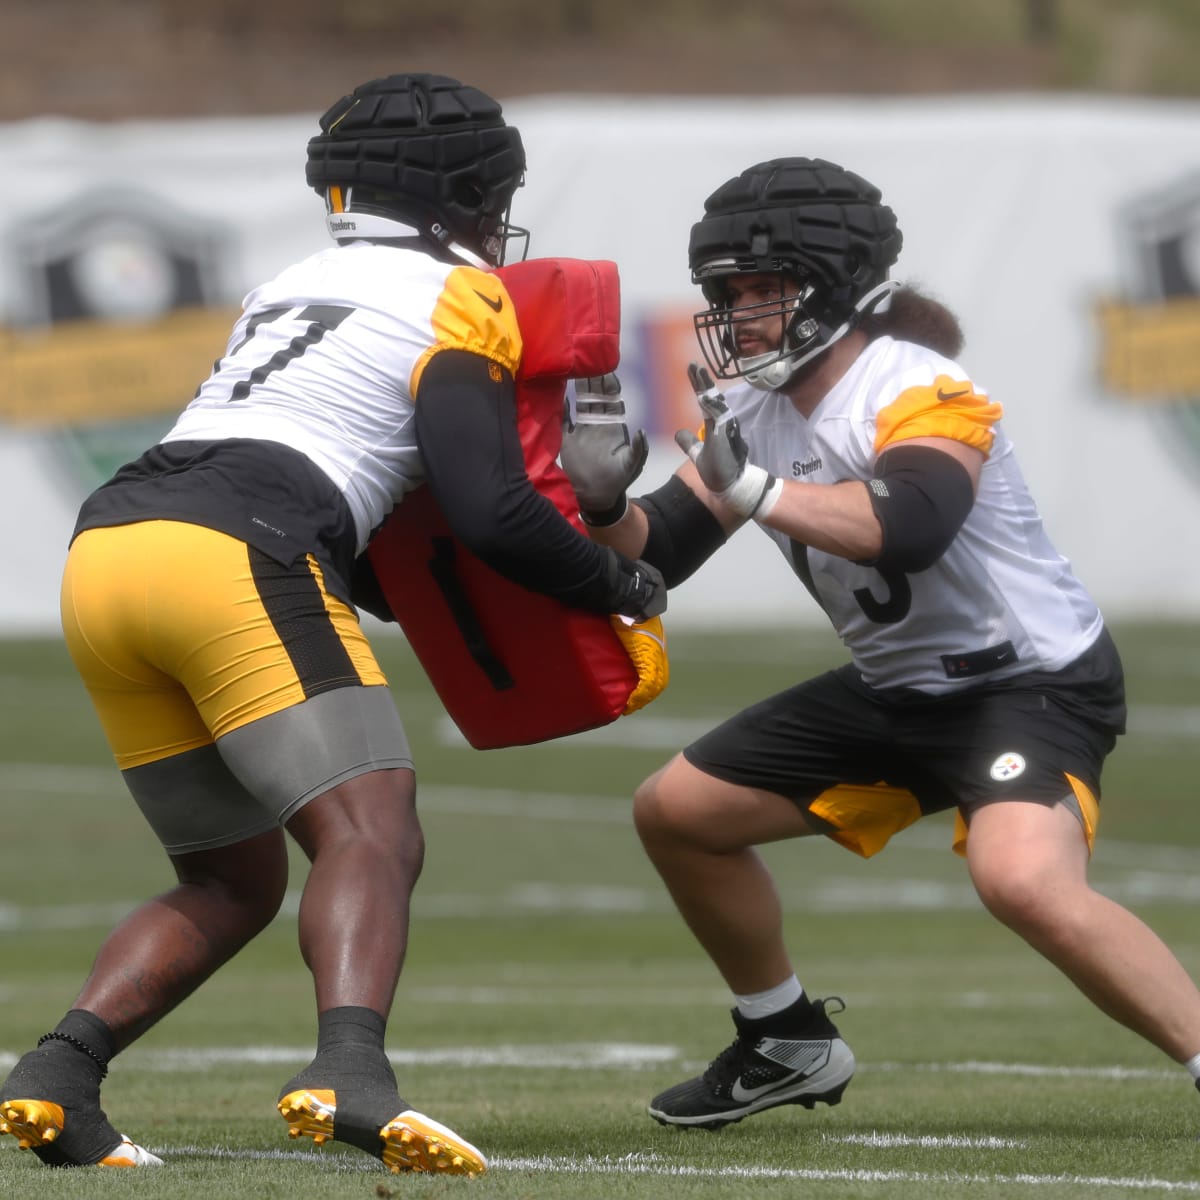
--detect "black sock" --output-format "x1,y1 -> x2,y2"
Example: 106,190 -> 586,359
51,1010 -> 117,1071
736,994 -> 818,1037
279,1006 -> 403,1150
315,1006 -> 387,1056
280,1006 -> 397,1102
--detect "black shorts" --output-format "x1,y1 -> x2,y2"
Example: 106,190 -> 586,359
682,628 -> 1126,857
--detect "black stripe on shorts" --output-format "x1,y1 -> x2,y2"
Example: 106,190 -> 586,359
250,547 -> 362,698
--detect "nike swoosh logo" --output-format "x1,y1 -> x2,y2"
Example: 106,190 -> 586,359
937,387 -> 969,401
730,1068 -> 812,1103
473,289 -> 504,313
728,1039 -> 831,1102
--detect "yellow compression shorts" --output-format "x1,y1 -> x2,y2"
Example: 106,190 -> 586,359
62,520 -> 388,770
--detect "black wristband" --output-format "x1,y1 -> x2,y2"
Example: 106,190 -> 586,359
579,494 -> 629,528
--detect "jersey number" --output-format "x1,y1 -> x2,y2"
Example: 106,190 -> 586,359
209,304 -> 354,400
852,569 -> 912,624
790,539 -> 913,624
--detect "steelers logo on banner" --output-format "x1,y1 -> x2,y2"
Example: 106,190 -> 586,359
0,188 -> 238,490
1096,172 -> 1200,482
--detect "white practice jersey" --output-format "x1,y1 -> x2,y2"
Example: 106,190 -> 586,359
164,240 -> 521,552
725,336 -> 1103,693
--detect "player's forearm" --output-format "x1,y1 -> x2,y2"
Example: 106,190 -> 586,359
757,479 -> 884,562
578,498 -> 651,558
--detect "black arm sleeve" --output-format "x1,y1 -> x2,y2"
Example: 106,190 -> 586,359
633,475 -> 727,587
414,349 -> 637,613
862,442 -> 976,574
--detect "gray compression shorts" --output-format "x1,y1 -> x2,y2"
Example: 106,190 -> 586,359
120,685 -> 413,854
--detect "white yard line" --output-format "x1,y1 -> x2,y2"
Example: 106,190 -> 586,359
434,706 -> 1200,747
831,1132 -> 1024,1148
499,1154 -> 1200,1191
8,868 -> 1200,927
0,1044 -> 1188,1189
0,1043 -> 1179,1083
51,1143 -> 1200,1191
3,768 -> 1200,927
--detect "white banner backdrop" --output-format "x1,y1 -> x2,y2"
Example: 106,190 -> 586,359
1,95 -> 1198,634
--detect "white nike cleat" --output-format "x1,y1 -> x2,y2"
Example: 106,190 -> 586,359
98,1135 -> 164,1167
648,997 -> 854,1129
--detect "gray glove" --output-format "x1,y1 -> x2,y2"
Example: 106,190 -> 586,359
674,363 -> 782,520
561,372 -> 649,527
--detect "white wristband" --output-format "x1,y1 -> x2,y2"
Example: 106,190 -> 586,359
719,464 -> 782,520
753,475 -> 784,521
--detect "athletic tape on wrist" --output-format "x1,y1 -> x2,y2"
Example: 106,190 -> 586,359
719,464 -> 778,520
753,476 -> 784,521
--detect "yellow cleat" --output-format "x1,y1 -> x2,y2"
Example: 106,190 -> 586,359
278,1087 -> 336,1146
1,1099 -> 65,1150
0,1100 -> 161,1166
380,1111 -> 487,1177
277,1089 -> 486,1177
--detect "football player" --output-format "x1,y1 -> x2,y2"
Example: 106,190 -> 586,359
561,156 -> 1200,1130
0,73 -> 664,1173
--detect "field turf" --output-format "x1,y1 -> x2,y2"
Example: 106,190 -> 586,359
1,621 -> 1198,1198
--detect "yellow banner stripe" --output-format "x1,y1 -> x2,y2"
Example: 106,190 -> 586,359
1096,297 -> 1200,398
0,307 -> 237,427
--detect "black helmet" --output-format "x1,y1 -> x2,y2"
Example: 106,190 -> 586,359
306,73 -> 528,266
688,157 -> 902,388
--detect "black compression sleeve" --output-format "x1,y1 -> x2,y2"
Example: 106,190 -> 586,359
414,349 -> 631,611
633,476 -> 727,587
862,443 -> 975,573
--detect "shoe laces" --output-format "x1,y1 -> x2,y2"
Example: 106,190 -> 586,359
704,995 -> 847,1086
702,1037 -> 755,1088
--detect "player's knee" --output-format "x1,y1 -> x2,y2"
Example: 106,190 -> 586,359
238,871 -> 290,934
175,832 -> 290,933
971,861 -> 1051,932
345,815 -> 425,881
393,824 -> 426,882
633,763 -> 697,847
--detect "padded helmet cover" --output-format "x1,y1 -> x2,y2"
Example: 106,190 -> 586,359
688,157 -> 902,318
306,73 -> 526,258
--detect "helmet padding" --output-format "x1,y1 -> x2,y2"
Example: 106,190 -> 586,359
688,158 -> 902,386
306,73 -> 527,266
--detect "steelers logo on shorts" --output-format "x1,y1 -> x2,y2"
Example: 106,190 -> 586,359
989,751 -> 1027,782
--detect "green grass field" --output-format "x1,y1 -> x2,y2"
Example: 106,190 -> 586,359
1,620 -> 1199,1198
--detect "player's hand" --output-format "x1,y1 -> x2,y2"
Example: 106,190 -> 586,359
674,363 -> 782,520
610,614 -> 669,714
561,372 -> 649,527
674,363 -> 747,493
601,547 -> 667,622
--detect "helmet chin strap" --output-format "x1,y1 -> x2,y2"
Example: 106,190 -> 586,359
739,280 -> 900,391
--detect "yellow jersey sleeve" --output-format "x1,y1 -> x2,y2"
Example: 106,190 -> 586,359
411,266 -> 523,395
874,374 -> 1002,458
